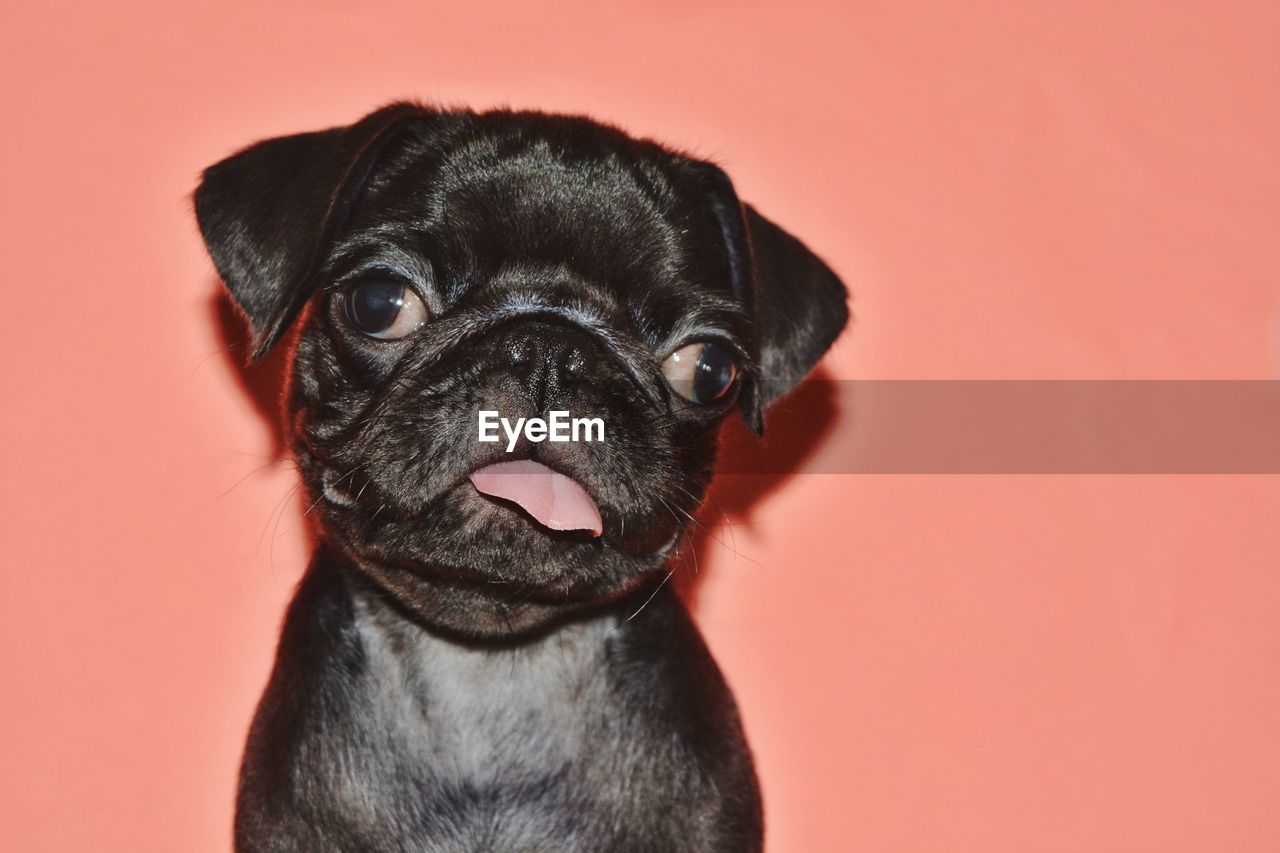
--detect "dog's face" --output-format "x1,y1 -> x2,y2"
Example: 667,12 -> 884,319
196,104 -> 847,639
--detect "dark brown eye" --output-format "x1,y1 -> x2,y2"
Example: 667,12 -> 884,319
345,278 -> 428,339
662,342 -> 738,405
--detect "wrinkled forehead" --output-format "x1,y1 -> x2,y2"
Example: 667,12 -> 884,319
346,128 -> 726,303
441,141 -> 678,272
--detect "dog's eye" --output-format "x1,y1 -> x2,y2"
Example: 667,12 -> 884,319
344,279 -> 428,340
662,342 -> 738,405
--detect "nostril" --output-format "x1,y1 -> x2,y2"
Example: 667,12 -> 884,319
560,344 -> 590,379
504,333 -> 537,368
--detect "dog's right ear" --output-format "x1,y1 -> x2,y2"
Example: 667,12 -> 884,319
194,102 -> 431,361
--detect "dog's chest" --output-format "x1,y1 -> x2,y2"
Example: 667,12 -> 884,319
353,595 -> 618,789
245,576 -> 753,851
340,601 -> 635,848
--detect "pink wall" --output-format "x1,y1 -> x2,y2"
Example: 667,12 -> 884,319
3,1 -> 1279,849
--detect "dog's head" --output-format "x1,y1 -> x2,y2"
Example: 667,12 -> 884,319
196,103 -> 847,639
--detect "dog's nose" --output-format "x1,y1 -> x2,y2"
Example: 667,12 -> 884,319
498,323 -> 596,405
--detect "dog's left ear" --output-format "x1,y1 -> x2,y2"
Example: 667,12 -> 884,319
692,163 -> 850,434
194,102 -> 431,360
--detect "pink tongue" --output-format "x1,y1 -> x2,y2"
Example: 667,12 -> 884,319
468,460 -> 603,537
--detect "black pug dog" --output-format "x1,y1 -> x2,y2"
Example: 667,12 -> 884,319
196,102 -> 847,852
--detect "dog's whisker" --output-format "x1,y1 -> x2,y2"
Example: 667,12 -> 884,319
265,479 -> 305,581
654,496 -> 703,578
256,477 -> 303,558
625,569 -> 675,622
353,471 -> 374,503
670,478 -> 762,569
694,485 -> 743,560
185,340 -> 249,380
216,455 -> 293,500
224,447 -> 292,461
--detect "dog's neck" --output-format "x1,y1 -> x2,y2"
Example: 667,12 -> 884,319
342,566 -> 625,786
350,573 -> 622,682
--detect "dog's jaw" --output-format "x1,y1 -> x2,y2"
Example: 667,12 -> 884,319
293,437 -> 684,641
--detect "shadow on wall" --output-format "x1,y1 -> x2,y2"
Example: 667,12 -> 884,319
676,369 -> 839,611
211,281 -> 841,612
212,286 -> 293,461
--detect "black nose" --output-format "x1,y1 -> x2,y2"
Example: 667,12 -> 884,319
498,322 -> 597,406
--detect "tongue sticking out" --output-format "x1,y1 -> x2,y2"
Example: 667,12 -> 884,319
468,460 -> 603,537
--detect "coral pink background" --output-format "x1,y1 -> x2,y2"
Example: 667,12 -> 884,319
3,1 -> 1279,850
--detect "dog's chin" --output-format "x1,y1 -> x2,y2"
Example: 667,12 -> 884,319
311,470 -> 679,640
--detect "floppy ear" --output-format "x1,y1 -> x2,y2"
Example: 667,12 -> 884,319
696,165 -> 850,434
194,102 -> 430,360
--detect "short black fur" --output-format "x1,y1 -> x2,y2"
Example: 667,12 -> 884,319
195,102 -> 848,852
